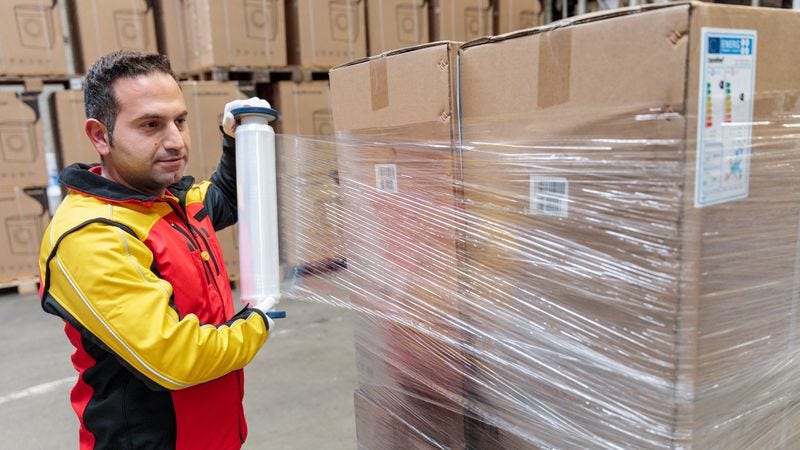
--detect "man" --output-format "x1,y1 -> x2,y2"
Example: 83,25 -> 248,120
38,50 -> 275,449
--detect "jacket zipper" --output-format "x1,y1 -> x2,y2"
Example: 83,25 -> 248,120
168,203 -> 224,297
186,222 -> 221,276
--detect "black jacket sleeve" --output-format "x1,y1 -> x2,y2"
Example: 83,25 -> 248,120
205,130 -> 237,231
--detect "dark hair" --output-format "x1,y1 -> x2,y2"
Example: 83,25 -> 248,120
83,51 -> 177,145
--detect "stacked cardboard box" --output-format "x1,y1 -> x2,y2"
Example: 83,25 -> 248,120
0,0 -> 69,76
495,0 -> 544,34
0,189 -> 50,283
154,0 -> 190,76
330,2 -> 800,448
67,0 -> 158,73
52,89 -> 96,167
0,93 -> 49,191
0,92 -> 51,283
330,41 -> 468,448
286,0 -> 367,69
430,0 -> 493,42
366,0 -> 430,56
457,4 -> 800,446
180,0 -> 288,72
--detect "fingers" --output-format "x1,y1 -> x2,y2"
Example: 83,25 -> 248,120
222,97 -> 272,137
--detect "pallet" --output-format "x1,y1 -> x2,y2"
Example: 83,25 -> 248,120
185,66 -> 330,85
0,76 -> 74,92
0,277 -> 39,296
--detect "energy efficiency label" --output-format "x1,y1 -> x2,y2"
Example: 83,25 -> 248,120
695,28 -> 757,207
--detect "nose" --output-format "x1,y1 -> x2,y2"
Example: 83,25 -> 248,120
163,122 -> 186,151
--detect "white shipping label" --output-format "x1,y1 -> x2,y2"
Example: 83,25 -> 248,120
374,163 -> 398,193
529,176 -> 568,218
695,28 -> 757,207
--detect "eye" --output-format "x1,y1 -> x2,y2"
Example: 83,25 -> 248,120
175,118 -> 187,129
142,121 -> 159,129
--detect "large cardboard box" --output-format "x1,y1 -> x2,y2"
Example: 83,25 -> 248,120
271,81 -> 333,136
495,0 -> 543,34
181,81 -> 246,280
68,0 -> 158,72
430,0 -> 493,42
330,41 -> 467,448
0,92 -> 48,190
353,387 -> 466,449
286,0 -> 367,69
269,81 -> 344,272
0,0 -> 68,76
154,0 -> 190,76
0,189 -> 49,283
366,0 -> 429,55
52,89 -> 96,167
182,0 -> 287,72
458,3 -> 800,447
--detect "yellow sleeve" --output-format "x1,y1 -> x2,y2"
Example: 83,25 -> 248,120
43,221 -> 269,390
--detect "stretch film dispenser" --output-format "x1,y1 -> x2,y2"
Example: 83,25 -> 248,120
233,105 -> 286,320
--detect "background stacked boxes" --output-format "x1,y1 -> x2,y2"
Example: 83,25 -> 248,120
0,0 -> 546,290
328,2 -> 800,448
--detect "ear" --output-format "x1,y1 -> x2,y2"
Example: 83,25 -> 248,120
85,118 -> 111,158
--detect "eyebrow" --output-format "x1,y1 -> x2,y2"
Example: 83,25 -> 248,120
133,110 -> 189,122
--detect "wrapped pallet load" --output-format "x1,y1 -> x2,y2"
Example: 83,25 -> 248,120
315,1 -> 800,448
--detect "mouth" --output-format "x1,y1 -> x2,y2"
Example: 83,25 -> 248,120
158,155 -> 186,163
157,155 -> 186,169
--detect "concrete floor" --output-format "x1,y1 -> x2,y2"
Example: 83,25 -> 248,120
0,288 -> 359,450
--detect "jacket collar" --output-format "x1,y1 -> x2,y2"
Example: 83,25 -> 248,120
59,163 -> 195,205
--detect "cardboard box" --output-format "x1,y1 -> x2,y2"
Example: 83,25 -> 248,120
430,0 -> 493,42
269,81 -> 344,272
52,89 -> 97,167
271,81 -> 333,136
366,0 -> 429,55
182,0 -> 287,72
495,0 -> 543,34
0,92 -> 48,190
330,41 -> 466,446
68,0 -> 158,72
0,0 -> 68,76
286,0 -> 367,69
154,0 -> 190,75
458,3 -> 800,447
353,387 -> 466,449
0,188 -> 49,283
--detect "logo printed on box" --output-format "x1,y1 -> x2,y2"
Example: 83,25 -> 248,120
114,9 -> 150,50
244,0 -> 278,40
0,123 -> 37,163
396,3 -> 424,44
6,215 -> 42,255
465,5 -> 491,39
312,109 -> 332,136
329,0 -> 360,42
15,4 -> 55,49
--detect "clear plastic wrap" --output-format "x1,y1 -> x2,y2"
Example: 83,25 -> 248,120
271,4 -> 800,448
274,87 -> 800,448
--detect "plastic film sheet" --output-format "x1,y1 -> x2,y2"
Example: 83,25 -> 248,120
272,88 -> 800,449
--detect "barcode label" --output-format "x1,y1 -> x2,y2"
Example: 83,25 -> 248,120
374,164 -> 398,193
530,176 -> 568,217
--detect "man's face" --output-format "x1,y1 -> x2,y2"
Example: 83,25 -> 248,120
94,72 -> 190,197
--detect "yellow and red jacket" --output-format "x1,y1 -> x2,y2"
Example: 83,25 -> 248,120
39,143 -> 270,450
